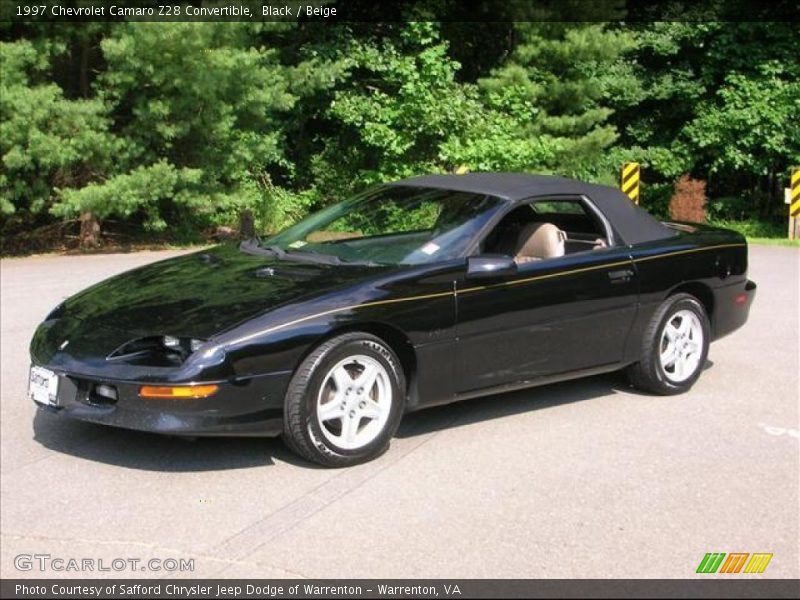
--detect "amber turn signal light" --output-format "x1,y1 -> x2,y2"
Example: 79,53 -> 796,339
139,384 -> 219,399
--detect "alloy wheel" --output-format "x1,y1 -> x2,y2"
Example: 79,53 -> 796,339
316,354 -> 392,450
659,309 -> 704,383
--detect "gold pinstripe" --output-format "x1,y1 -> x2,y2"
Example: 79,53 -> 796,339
457,258 -> 633,294
224,243 -> 746,346
632,242 -> 745,263
459,243 -> 745,294
226,289 -> 455,344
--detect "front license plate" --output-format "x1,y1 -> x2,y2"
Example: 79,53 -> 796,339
29,365 -> 59,406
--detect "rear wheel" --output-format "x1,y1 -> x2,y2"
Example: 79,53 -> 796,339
282,332 -> 406,467
627,293 -> 710,395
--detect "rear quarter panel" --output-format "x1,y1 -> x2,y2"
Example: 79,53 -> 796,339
624,224 -> 750,362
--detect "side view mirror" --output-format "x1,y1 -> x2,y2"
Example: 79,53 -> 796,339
466,254 -> 518,279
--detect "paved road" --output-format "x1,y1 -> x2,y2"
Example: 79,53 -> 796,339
1,246 -> 798,579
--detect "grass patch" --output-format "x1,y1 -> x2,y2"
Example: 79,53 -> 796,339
707,218 -> 800,247
745,237 -> 800,247
708,218 -> 785,238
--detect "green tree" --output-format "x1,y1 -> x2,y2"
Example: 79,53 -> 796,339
47,22 -> 344,240
610,21 -> 800,215
305,22 -> 567,199
3,15 -> 799,251
0,39 -> 119,229
82,23 -> 293,230
479,22 -> 635,179
307,22 -> 476,199
52,161 -> 202,231
686,63 -> 800,216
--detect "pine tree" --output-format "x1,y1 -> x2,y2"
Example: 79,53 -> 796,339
479,22 -> 634,178
0,38 -> 119,247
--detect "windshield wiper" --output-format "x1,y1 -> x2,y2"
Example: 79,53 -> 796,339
260,244 -> 285,258
295,247 -> 383,267
240,240 -> 377,266
239,239 -> 285,258
286,249 -> 371,266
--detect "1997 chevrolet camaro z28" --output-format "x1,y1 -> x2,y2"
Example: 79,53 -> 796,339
29,173 -> 756,466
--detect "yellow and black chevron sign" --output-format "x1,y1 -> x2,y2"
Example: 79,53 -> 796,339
621,162 -> 640,204
790,168 -> 800,217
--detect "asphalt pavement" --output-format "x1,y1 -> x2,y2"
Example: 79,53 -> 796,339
1,245 -> 798,579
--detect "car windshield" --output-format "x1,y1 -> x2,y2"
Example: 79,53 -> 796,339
261,185 -> 504,265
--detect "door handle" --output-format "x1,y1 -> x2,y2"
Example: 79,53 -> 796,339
608,268 -> 634,283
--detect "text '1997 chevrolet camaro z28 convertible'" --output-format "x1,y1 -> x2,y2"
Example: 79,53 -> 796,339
29,173 -> 756,466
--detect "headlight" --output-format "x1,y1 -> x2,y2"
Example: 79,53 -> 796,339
108,336 -> 208,364
162,336 -> 206,355
163,335 -> 181,350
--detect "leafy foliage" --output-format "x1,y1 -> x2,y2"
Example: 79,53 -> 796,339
53,161 -> 202,231
686,63 -> 800,178
1,16 -> 797,249
479,22 -> 634,178
0,40 -> 119,217
609,21 -> 800,214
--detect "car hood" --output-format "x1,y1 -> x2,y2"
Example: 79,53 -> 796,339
60,244 -> 379,339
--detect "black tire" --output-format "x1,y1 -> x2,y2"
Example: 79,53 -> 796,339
282,332 -> 406,467
627,293 -> 710,395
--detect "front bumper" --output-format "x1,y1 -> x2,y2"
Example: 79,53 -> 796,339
32,368 -> 290,437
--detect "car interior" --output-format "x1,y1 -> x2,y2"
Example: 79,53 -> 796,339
481,197 -> 611,263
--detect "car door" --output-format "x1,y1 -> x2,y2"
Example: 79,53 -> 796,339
453,196 -> 638,394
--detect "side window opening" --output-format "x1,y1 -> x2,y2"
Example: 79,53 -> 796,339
481,196 -> 611,264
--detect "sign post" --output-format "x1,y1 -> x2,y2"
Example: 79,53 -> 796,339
621,162 -> 640,204
789,167 -> 800,240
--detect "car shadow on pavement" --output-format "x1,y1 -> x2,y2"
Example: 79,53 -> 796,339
31,368 -> 659,472
32,410 -> 295,472
396,370 -> 637,438
398,360 -> 714,438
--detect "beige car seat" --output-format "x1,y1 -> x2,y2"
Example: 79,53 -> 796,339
513,222 -> 567,263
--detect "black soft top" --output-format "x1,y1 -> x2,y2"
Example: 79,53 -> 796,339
390,172 -> 674,246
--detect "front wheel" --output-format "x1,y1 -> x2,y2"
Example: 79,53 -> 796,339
627,293 -> 710,395
282,332 -> 406,467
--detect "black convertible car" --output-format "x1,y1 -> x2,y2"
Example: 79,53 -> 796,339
29,173 -> 755,466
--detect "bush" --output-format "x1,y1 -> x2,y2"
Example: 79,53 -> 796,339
640,182 -> 673,219
669,175 -> 707,223
706,196 -> 753,221
707,218 -> 786,239
52,161 -> 203,232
